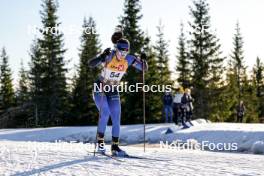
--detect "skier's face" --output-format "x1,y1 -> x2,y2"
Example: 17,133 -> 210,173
116,48 -> 128,60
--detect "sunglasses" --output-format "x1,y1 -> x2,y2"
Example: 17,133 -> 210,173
117,47 -> 129,52
117,49 -> 128,57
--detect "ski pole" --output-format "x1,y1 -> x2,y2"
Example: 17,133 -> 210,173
142,59 -> 146,152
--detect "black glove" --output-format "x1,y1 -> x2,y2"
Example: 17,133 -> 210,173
100,48 -> 111,61
140,52 -> 147,61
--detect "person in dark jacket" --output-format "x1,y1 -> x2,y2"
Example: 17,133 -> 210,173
236,101 -> 245,123
163,91 -> 173,123
181,88 -> 194,125
173,87 -> 184,125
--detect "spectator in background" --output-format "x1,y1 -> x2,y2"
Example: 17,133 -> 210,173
181,88 -> 194,126
173,87 -> 184,125
163,91 -> 173,123
236,101 -> 245,123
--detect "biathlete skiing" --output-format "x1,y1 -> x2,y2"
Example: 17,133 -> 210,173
88,28 -> 148,157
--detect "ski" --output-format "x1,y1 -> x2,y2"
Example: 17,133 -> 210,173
120,154 -> 171,162
87,151 -> 124,162
87,151 -> 170,162
99,152 -> 125,162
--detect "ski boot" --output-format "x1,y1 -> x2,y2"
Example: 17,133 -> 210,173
97,132 -> 106,154
111,137 -> 128,157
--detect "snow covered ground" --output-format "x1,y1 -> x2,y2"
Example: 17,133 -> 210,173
0,141 -> 264,176
0,120 -> 264,175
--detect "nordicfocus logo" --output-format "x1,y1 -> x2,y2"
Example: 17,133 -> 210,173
93,82 -> 172,93
27,24 -> 97,36
160,140 -> 238,151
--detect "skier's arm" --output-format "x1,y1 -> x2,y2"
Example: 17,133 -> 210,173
88,48 -> 111,68
88,56 -> 104,68
131,53 -> 148,71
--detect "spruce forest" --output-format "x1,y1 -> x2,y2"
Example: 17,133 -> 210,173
0,0 -> 263,127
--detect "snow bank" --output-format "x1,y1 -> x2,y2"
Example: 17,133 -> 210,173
0,120 -> 263,154
163,121 -> 264,154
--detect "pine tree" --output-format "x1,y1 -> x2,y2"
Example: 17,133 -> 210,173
230,22 -> 246,103
253,57 -> 264,121
143,36 -> 163,122
71,17 -> 101,125
29,40 -> 44,126
220,60 -> 239,122
154,21 -> 171,86
207,32 -> 225,121
226,22 -> 257,122
35,0 -> 68,125
242,72 -> 258,123
253,57 -> 264,97
120,0 -> 145,54
176,22 -> 191,88
0,48 -> 15,111
188,0 -> 224,120
17,60 -> 30,105
120,0 -> 146,124
220,24 -> 245,122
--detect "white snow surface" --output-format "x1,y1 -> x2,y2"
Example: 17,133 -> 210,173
0,120 -> 264,175
0,141 -> 264,176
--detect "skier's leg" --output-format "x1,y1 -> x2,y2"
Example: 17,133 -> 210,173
178,105 -> 182,125
107,93 -> 127,156
107,94 -> 121,138
190,111 -> 193,120
240,115 -> 243,123
181,108 -> 187,126
188,111 -> 193,125
186,110 -> 190,122
178,106 -> 182,125
93,92 -> 110,151
178,105 -> 182,124
168,106 -> 171,123
165,106 -> 169,123
169,106 -> 173,123
173,104 -> 178,125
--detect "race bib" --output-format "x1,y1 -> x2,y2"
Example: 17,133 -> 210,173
101,55 -> 128,82
101,68 -> 125,81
